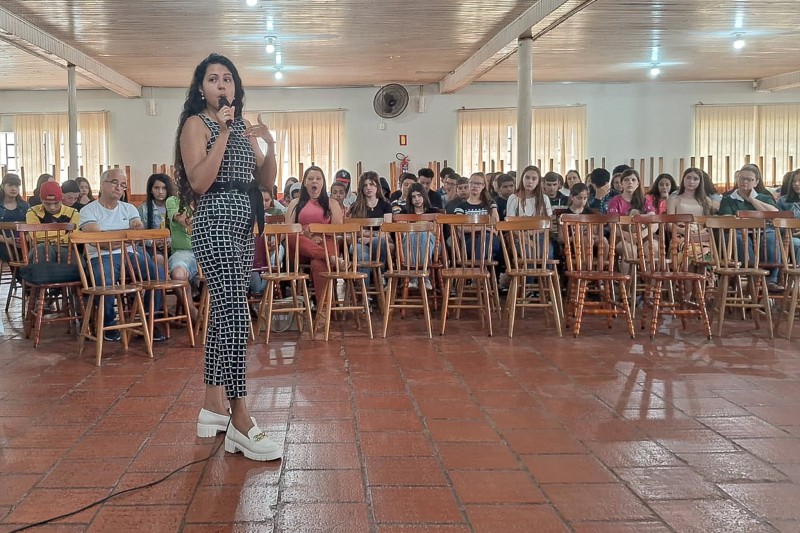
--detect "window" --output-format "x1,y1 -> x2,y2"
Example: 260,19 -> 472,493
695,104 -> 800,189
457,106 -> 586,175
245,110 -> 344,193
0,132 -> 16,173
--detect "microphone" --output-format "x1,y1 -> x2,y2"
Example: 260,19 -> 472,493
218,96 -> 233,128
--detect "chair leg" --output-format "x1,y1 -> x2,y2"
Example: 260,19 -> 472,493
440,278 -> 451,336
696,280 -> 712,339
136,293 -> 154,357
507,277 -> 518,338
95,297 -> 105,366
617,281 -> 636,339
649,280 -> 663,339
760,276 -> 774,339
573,279 -> 587,338
482,278 -> 493,336
420,276 -> 432,339
382,278 -> 395,338
715,275 -> 728,338
548,276 -> 563,338
360,279 -> 373,339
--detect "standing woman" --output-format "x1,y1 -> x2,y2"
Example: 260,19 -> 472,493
175,53 -> 280,461
75,177 -> 95,206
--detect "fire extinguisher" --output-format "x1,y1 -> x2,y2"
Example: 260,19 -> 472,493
397,152 -> 410,173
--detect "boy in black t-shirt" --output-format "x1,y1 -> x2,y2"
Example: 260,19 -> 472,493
492,173 -> 516,220
543,172 -> 569,208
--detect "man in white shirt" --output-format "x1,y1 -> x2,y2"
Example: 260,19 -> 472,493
79,168 -> 166,341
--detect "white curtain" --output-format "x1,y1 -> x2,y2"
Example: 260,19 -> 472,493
532,106 -> 586,174
246,110 -> 344,191
458,106 -> 586,176
757,104 -> 800,186
13,112 -> 108,192
457,109 -> 516,175
694,105 -> 757,189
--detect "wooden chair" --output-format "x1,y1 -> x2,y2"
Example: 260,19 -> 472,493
561,213 -> 635,338
705,216 -> 773,338
70,230 -> 153,365
380,221 -> 436,338
772,217 -> 800,338
126,228 -> 195,348
194,266 -> 210,345
254,223 -> 314,343
632,214 -> 712,339
392,213 -> 442,309
736,210 -> 793,290
437,214 -> 495,336
348,217 -> 388,314
615,215 -> 648,318
307,222 -> 373,341
14,223 -> 84,347
496,217 -> 563,338
0,221 -> 26,315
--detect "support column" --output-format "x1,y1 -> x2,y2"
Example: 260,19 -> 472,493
67,64 -> 79,180
516,36 -> 533,178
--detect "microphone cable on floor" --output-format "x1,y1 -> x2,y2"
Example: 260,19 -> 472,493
7,421 -> 230,533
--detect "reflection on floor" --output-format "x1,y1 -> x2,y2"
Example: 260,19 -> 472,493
1,295 -> 799,532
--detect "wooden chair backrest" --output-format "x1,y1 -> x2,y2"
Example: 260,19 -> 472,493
560,213 -> 619,273
495,217 -> 551,272
258,223 -> 302,276
381,221 -> 436,273
125,229 -> 171,283
69,230 -> 131,289
772,217 -> 800,269
307,222 -> 362,274
437,214 -> 495,269
704,216 -> 766,270
15,223 -> 76,265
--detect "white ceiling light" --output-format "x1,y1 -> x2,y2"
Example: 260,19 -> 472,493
733,34 -> 746,50
649,66 -> 661,78
275,52 -> 282,65
274,67 -> 284,80
265,37 -> 276,54
245,0 -> 258,6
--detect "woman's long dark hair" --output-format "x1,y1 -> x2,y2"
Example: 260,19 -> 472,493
0,173 -> 22,203
295,166 -> 331,220
678,167 -> 713,215
143,173 -> 174,229
348,171 -> 386,218
646,173 -> 677,198
33,173 -> 53,198
784,170 -> 800,203
620,168 -> 645,212
75,177 -> 94,201
174,53 -> 246,212
404,182 -> 432,214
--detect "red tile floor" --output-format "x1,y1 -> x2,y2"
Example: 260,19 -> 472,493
1,293 -> 799,532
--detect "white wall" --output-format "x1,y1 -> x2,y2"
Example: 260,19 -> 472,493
2,81 -> 800,193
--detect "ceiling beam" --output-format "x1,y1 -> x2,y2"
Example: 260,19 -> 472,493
0,7 -> 141,98
438,0 -> 597,94
756,70 -> 800,92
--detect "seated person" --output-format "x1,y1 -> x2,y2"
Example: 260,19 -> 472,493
390,173 -> 418,214
439,169 -> 458,206
718,164 -> 782,292
444,176 -> 470,214
285,166 -> 344,303
348,171 -> 393,284
166,194 -> 199,320
417,167 -> 444,211
60,180 -> 84,211
79,168 -> 166,342
330,181 -> 348,214
454,173 -> 501,260
493,173 -> 516,220
401,182 -> 439,290
333,169 -> 357,209
543,172 -> 569,208
587,167 -> 619,213
261,186 -> 287,216
0,173 -> 29,263
25,181 -> 80,262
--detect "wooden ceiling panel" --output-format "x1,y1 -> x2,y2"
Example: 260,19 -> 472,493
0,40 -> 100,89
1,0 -> 799,91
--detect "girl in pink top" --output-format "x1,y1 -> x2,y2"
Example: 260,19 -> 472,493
286,166 -> 344,302
643,173 -> 677,215
607,169 -> 655,216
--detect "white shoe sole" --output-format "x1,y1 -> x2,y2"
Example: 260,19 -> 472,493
224,436 -> 282,461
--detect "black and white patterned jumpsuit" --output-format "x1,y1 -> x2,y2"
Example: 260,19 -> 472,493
192,114 -> 256,399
